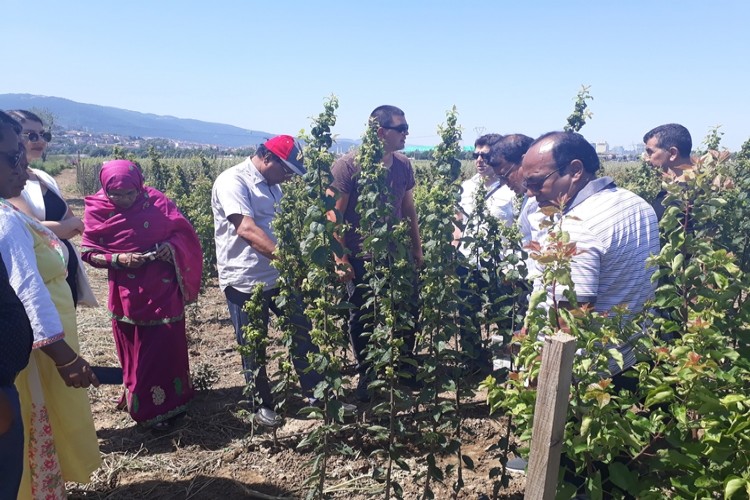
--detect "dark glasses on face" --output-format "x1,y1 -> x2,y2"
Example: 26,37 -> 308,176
0,150 -> 24,170
472,151 -> 492,160
382,124 -> 409,133
22,130 -> 52,143
522,167 -> 564,191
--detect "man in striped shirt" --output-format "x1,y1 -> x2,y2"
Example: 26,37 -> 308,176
521,131 -> 660,378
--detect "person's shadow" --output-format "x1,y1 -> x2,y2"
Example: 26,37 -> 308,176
67,475 -> 299,499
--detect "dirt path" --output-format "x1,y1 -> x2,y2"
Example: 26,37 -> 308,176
56,167 -> 525,499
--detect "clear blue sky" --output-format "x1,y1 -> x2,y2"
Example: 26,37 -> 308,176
5,1 -> 749,150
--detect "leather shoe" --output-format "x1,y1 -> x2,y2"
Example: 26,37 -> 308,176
254,407 -> 283,428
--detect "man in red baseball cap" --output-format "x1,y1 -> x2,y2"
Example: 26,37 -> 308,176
212,135 -> 352,427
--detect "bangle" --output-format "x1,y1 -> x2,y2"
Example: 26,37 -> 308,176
111,253 -> 121,269
56,354 -> 80,369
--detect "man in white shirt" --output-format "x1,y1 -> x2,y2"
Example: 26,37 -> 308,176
212,135 -> 324,427
521,131 -> 659,378
454,134 -> 518,373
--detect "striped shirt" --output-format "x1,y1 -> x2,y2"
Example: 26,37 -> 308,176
534,177 -> 660,374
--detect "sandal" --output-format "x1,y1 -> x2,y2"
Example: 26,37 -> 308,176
151,420 -> 174,432
150,413 -> 186,433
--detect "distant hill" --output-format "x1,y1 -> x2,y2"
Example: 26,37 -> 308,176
0,94 -> 360,150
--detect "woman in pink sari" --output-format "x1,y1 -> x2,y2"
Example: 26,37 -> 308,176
81,160 -> 202,431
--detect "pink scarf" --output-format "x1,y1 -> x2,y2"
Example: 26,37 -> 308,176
81,160 -> 202,304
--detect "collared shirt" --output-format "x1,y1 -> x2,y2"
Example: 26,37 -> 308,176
531,177 -> 660,374
457,174 -> 517,260
211,158 -> 281,293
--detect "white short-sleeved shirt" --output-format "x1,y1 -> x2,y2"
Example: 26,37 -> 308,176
211,158 -> 282,293
531,177 -> 660,374
457,174 -> 516,259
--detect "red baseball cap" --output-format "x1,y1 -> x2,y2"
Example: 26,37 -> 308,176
264,135 -> 305,175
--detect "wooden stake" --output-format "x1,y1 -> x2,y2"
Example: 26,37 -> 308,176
525,333 -> 577,500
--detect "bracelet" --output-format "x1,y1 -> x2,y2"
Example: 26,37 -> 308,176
111,253 -> 121,269
56,354 -> 80,369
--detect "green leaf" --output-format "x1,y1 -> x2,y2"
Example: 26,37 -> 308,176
671,253 -> 685,274
310,246 -> 329,266
725,476 -> 746,498
608,462 -> 637,493
645,385 -> 674,408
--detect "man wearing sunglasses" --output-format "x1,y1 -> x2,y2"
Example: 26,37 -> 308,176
453,133 -> 519,373
521,131 -> 659,377
456,133 -> 517,244
328,105 -> 423,402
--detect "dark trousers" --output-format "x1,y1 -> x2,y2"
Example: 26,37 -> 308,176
0,384 -> 23,499
456,265 -> 486,362
225,286 -> 322,407
346,256 -> 418,375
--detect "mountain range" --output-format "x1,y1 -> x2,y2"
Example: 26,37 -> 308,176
0,94 -> 359,150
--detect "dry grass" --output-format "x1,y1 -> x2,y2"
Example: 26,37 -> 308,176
54,167 -> 525,499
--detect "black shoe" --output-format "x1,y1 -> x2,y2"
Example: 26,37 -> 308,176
355,374 -> 371,402
254,407 -> 283,428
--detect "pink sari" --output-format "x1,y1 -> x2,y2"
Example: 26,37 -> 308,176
81,160 -> 203,425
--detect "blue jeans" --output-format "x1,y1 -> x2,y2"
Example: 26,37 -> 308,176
224,286 -> 322,407
0,384 -> 24,499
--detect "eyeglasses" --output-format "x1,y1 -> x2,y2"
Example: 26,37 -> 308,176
522,167 -> 564,192
22,130 -> 52,143
472,151 -> 492,160
0,150 -> 24,170
381,124 -> 409,134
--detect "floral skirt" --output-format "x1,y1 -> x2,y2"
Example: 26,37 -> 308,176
114,319 -> 194,426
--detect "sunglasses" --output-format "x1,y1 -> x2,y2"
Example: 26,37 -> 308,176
22,130 -> 52,143
382,124 -> 409,134
522,167 -> 564,192
0,150 -> 24,170
472,151 -> 492,160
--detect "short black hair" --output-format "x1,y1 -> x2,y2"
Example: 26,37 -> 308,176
370,105 -> 405,128
7,109 -> 44,126
474,133 -> 503,149
493,134 -> 533,165
533,131 -> 600,174
643,123 -> 692,157
0,110 -> 22,141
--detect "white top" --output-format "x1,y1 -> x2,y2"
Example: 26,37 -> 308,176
518,196 -> 545,279
20,168 -> 65,221
457,174 -> 516,259
531,177 -> 660,374
0,206 -> 65,344
211,158 -> 281,293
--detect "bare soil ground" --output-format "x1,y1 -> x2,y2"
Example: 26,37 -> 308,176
56,168 -> 525,499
